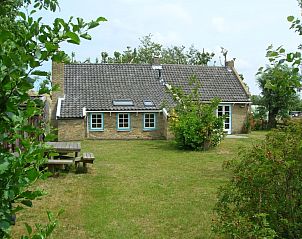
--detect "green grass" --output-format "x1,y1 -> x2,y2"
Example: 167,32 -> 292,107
12,132 -> 267,239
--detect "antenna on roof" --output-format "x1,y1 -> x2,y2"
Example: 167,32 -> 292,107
220,47 -> 228,65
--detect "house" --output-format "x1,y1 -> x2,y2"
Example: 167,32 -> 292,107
50,60 -> 251,141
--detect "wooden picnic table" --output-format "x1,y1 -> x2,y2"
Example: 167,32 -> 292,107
46,141 -> 81,157
46,142 -> 81,172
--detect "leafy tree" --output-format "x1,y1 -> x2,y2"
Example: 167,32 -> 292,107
256,64 -> 301,128
213,122 -> 302,238
161,45 -> 187,64
98,34 -> 215,65
169,76 -> 224,150
0,0 -> 105,237
137,34 -> 162,64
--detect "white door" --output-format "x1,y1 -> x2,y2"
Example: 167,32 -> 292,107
217,105 -> 232,134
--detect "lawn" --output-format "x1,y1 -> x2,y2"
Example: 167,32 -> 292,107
12,132 -> 266,239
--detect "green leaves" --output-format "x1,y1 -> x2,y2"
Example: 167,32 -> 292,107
0,0 -> 105,237
214,123 -> 302,238
169,75 -> 224,150
287,16 -> 295,22
31,70 -> 48,76
80,33 -> 92,40
65,31 -> 80,44
88,16 -> 107,30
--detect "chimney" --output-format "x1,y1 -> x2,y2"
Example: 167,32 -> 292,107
50,61 -> 64,130
151,54 -> 162,79
225,60 -> 235,68
153,55 -> 161,65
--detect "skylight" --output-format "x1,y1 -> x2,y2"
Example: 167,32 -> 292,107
112,100 -> 134,106
143,100 -> 155,107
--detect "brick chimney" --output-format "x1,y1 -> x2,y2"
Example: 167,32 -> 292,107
225,60 -> 235,68
50,61 -> 64,129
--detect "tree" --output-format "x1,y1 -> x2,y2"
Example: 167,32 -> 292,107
213,122 -> 302,238
97,34 -> 215,65
256,64 -> 301,128
169,76 -> 224,150
0,0 -> 105,237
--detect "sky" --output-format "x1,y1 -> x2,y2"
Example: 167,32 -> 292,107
42,0 -> 302,94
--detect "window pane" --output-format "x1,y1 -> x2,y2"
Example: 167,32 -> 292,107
91,114 -> 103,129
225,106 -> 230,111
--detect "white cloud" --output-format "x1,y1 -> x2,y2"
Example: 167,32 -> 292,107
153,31 -> 183,46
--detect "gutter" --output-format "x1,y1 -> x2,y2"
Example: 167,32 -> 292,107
85,110 -> 163,113
163,108 -> 169,119
56,95 -> 65,119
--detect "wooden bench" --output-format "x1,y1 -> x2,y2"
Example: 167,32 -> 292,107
47,159 -> 74,172
75,152 -> 95,169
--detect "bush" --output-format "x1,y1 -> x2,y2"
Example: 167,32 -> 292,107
213,121 -> 302,238
169,76 -> 225,150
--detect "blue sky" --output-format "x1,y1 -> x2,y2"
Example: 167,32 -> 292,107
43,0 -> 301,94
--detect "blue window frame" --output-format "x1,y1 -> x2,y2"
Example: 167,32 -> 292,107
143,113 -> 156,130
117,113 -> 131,131
89,113 -> 104,131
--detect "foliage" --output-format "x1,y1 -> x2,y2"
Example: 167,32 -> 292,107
213,121 -> 302,238
20,210 -> 63,239
256,64 -> 301,129
0,0 -> 105,237
169,76 -> 224,150
98,34 -> 215,65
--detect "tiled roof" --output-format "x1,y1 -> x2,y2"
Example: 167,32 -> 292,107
59,63 -> 250,118
162,64 -> 250,102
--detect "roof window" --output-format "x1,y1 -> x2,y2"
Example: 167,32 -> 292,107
143,100 -> 155,107
113,99 -> 134,106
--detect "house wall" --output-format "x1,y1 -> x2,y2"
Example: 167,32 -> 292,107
56,106 -> 249,141
232,104 -> 250,134
163,115 -> 174,140
87,112 -> 165,140
51,62 -> 64,130
58,119 -> 85,141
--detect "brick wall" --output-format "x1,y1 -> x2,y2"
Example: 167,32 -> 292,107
58,119 -> 85,141
87,112 -> 165,140
163,115 -> 174,140
50,62 -> 64,130
57,112 -> 166,140
57,106 -> 249,141
232,104 -> 250,134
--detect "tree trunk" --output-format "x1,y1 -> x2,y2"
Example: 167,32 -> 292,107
268,108 -> 278,129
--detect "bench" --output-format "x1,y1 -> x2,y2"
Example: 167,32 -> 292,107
75,152 -> 95,169
47,159 -> 74,172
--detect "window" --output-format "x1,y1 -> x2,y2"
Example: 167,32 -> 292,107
217,105 -> 232,134
90,113 -> 104,131
143,100 -> 155,107
117,113 -> 130,131
113,100 -> 134,106
144,113 -> 156,130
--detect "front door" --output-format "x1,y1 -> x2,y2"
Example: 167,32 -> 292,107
217,105 -> 232,134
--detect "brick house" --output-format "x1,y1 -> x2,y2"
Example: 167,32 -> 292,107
51,61 -> 251,141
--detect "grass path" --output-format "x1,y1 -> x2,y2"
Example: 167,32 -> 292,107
12,132 -> 266,238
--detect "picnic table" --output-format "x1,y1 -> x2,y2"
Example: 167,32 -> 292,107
46,141 -> 81,171
46,141 -> 81,157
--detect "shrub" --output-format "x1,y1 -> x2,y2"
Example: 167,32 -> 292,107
213,121 -> 302,238
169,76 -> 225,150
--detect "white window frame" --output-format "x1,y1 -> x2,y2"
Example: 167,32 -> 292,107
217,104 -> 232,134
